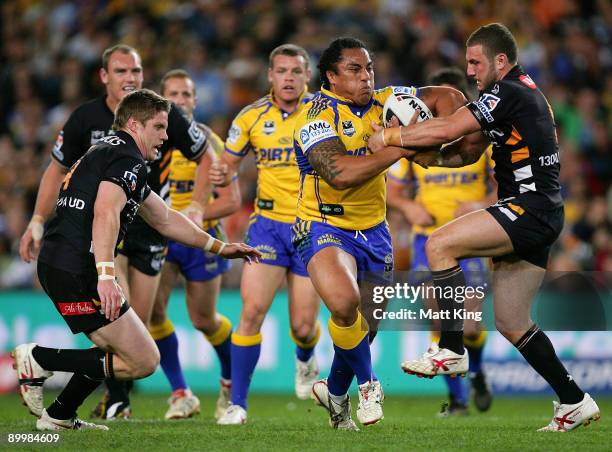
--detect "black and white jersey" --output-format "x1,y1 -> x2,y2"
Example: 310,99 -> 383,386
466,65 -> 562,210
39,131 -> 151,273
51,96 -> 207,201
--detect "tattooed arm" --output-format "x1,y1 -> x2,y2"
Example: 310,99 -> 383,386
307,138 -> 413,190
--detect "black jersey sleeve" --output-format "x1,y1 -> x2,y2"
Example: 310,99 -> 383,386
466,82 -> 520,131
167,103 -> 207,161
102,155 -> 148,200
51,108 -> 87,168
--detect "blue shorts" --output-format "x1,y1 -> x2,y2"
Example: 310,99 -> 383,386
292,220 -> 393,280
245,214 -> 308,277
411,233 -> 487,287
166,225 -> 230,282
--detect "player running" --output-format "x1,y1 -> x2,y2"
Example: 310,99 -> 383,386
387,67 -> 495,416
18,44 -> 212,419
12,89 -> 260,431
150,69 -> 241,420
370,23 -> 600,432
292,37 -> 471,430
209,44 -> 321,425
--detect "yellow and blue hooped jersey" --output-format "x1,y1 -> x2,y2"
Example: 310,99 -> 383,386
293,86 -> 417,230
224,90 -> 313,223
169,124 -> 225,230
389,145 -> 494,235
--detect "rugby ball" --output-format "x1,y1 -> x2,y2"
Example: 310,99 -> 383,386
383,93 -> 432,126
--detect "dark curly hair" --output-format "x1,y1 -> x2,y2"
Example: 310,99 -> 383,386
318,37 -> 367,89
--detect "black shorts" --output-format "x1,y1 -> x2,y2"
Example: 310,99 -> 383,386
117,221 -> 167,276
37,261 -> 131,335
487,199 -> 564,269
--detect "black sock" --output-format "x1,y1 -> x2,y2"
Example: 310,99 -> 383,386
32,346 -> 111,380
105,378 -> 130,402
516,324 -> 584,404
47,375 -> 101,420
432,265 -> 465,354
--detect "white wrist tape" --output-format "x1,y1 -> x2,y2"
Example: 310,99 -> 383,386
96,261 -> 115,280
203,236 -> 226,255
29,215 -> 45,241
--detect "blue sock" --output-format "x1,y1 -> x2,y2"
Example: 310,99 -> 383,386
327,352 -> 354,396
156,332 -> 187,392
333,335 -> 373,385
467,344 -> 484,374
230,334 -> 261,409
213,335 -> 232,381
296,345 -> 315,362
444,375 -> 467,405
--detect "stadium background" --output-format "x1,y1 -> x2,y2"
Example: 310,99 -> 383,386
0,0 -> 610,398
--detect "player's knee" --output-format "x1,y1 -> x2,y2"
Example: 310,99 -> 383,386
191,315 -> 217,335
135,348 -> 160,378
240,302 -> 267,330
425,231 -> 456,262
328,301 -> 359,326
291,322 -> 315,343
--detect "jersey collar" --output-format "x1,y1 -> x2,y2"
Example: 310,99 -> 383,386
320,87 -> 375,118
269,86 -> 309,119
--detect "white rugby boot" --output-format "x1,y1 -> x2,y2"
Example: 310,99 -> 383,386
311,379 -> 359,431
12,343 -> 53,417
538,393 -> 601,432
165,389 -> 201,420
215,379 -> 232,420
295,356 -> 319,400
356,380 -> 384,426
401,343 -> 468,378
217,404 -> 247,425
37,409 -> 109,431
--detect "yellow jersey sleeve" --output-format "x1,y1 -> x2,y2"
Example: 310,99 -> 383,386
295,102 -> 339,155
388,159 -> 410,184
224,105 -> 258,157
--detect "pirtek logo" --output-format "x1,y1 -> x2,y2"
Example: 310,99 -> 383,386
58,301 -> 97,316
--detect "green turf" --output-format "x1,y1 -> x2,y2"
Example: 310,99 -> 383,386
0,392 -> 608,451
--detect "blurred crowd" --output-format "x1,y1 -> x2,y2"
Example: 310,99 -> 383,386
0,0 -> 610,288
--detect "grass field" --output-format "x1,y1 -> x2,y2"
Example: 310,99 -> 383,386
0,391 -> 608,451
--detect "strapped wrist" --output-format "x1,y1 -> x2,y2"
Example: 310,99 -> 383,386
204,236 -> 226,255
96,261 -> 115,280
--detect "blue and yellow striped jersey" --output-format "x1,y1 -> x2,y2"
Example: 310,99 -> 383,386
389,145 -> 494,235
225,90 -> 313,223
169,124 -> 225,229
293,86 -> 417,230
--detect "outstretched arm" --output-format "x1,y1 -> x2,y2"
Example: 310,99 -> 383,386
307,138 -> 412,190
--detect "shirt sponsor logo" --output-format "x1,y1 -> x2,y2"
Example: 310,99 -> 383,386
57,196 -> 85,210
473,93 -> 500,123
123,171 -> 138,192
316,233 -> 342,246
188,122 -> 206,153
263,120 -> 276,135
342,120 -> 355,137
91,130 -> 107,145
52,131 -> 64,161
299,120 -> 336,150
255,244 -> 277,261
98,135 -> 124,146
227,123 -> 241,145
58,301 -> 97,316
392,86 -> 414,95
519,74 -> 537,89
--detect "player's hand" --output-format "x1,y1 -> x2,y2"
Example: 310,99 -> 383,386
97,279 -> 124,321
19,215 -> 44,263
182,200 -> 204,227
455,201 -> 484,218
402,203 -> 435,227
367,122 -> 386,153
219,242 -> 262,263
209,162 -> 231,187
